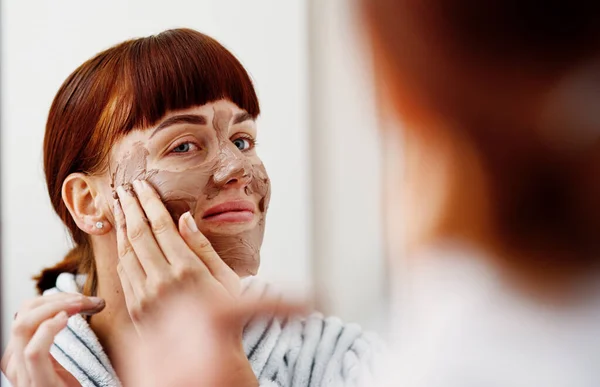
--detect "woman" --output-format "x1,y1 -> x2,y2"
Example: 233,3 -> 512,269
1,29 -> 380,387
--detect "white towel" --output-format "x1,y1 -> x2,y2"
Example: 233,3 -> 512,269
39,273 -> 382,387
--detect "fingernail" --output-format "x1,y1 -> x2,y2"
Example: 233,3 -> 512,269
121,183 -> 135,197
113,199 -> 123,216
141,180 -> 159,197
116,185 -> 126,198
81,297 -> 106,315
88,296 -> 105,306
132,180 -> 143,193
183,212 -> 198,232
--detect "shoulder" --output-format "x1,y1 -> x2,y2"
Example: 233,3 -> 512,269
287,312 -> 383,385
241,277 -> 384,386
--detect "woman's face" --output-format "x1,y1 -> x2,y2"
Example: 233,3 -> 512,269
102,99 -> 271,276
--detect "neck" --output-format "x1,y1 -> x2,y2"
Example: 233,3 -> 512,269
88,234 -> 133,378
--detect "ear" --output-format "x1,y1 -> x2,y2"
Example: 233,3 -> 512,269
62,173 -> 113,235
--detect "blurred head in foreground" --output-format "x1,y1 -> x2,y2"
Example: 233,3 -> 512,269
361,0 -> 600,296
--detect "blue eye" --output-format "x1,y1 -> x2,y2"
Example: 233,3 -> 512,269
172,142 -> 194,153
233,138 -> 252,151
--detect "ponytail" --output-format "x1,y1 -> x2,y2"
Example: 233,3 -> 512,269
34,241 -> 98,296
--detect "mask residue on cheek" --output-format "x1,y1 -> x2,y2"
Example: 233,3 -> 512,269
111,142 -> 158,197
111,141 -> 212,218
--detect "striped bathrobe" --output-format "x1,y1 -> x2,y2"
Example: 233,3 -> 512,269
44,273 -> 383,387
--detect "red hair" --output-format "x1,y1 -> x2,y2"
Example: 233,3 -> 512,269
37,28 -> 260,294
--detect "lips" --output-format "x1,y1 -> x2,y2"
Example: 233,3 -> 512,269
202,200 -> 256,223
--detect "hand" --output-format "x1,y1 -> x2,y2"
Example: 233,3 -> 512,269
122,284 -> 307,387
114,179 -> 256,384
114,180 -> 307,386
1,293 -> 105,387
114,179 -> 242,336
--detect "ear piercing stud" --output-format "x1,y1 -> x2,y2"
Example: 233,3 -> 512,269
95,221 -> 104,230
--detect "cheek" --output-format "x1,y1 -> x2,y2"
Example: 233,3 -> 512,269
91,175 -> 118,224
146,169 -> 213,221
251,162 -> 271,213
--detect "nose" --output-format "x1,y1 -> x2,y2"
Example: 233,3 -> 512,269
213,158 -> 252,188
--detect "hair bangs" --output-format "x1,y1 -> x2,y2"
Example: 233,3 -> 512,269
119,28 -> 260,133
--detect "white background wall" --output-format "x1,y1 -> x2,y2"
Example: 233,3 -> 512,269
1,0 -> 386,343
308,0 -> 387,330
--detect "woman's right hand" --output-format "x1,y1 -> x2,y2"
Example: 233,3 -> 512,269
113,180 -> 243,335
114,180 -> 306,386
1,293 -> 105,387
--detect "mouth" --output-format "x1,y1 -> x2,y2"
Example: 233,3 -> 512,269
202,200 -> 256,223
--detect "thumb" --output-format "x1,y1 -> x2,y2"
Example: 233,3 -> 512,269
179,212 -> 241,296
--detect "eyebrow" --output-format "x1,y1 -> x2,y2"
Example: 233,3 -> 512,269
233,112 -> 254,125
149,114 -> 207,139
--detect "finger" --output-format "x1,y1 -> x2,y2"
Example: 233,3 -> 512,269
7,296 -> 103,385
117,185 -> 170,275
235,296 -> 309,326
179,212 -> 239,294
13,297 -> 103,338
114,199 -> 147,291
237,278 -> 266,325
12,295 -> 104,346
133,180 -> 203,268
24,311 -> 69,386
15,292 -> 84,315
15,358 -> 31,387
